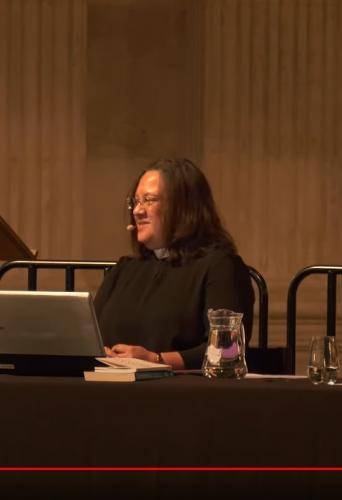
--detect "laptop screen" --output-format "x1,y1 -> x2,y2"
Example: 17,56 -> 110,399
0,290 -> 105,357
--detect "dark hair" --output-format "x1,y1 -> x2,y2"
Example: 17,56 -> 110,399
128,158 -> 237,262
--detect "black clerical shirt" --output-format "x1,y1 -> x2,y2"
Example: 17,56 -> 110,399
94,248 -> 254,369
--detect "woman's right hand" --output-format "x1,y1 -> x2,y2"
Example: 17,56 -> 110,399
104,346 -> 115,357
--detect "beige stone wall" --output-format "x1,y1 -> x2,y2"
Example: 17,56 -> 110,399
86,0 -> 201,260
0,0 -> 86,260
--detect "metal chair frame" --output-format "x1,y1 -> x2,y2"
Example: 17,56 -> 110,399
0,259 -> 116,291
287,265 -> 342,376
248,266 -> 268,349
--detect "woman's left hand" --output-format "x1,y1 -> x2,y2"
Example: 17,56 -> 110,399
108,343 -> 157,363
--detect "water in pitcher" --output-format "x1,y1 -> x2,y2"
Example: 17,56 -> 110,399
202,309 -> 247,379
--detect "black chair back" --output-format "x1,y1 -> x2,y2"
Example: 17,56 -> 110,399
287,265 -> 342,376
247,266 -> 294,374
0,259 -> 116,291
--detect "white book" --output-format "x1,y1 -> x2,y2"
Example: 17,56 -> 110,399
84,367 -> 136,382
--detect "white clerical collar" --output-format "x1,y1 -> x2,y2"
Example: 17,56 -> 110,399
153,248 -> 169,260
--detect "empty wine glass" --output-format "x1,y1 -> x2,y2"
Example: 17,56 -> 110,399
307,336 -> 340,385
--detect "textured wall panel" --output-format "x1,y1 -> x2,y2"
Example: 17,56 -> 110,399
0,0 -> 86,259
200,0 -> 342,354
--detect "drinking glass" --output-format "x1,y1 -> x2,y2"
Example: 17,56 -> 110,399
307,336 -> 340,385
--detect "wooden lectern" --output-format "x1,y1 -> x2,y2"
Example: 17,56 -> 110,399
0,214 -> 37,260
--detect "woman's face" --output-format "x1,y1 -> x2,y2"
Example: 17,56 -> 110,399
133,170 -> 166,250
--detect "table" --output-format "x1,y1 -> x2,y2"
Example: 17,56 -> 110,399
0,373 -> 341,499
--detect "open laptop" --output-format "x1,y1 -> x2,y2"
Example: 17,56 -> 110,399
0,290 -> 105,375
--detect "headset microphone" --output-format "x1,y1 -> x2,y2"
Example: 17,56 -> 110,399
126,224 -> 136,231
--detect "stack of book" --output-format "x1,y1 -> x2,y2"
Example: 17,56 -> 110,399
84,356 -> 173,382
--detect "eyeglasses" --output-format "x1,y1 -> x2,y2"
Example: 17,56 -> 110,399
126,195 -> 161,211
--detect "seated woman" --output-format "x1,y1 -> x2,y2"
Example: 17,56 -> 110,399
94,158 -> 254,369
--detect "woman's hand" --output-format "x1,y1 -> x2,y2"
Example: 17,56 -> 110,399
106,343 -> 158,363
104,344 -> 186,369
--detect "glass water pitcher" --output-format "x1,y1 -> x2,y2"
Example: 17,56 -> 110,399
202,308 -> 247,379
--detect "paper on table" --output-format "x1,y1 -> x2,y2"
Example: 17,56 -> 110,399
245,373 -> 307,379
96,357 -> 172,372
